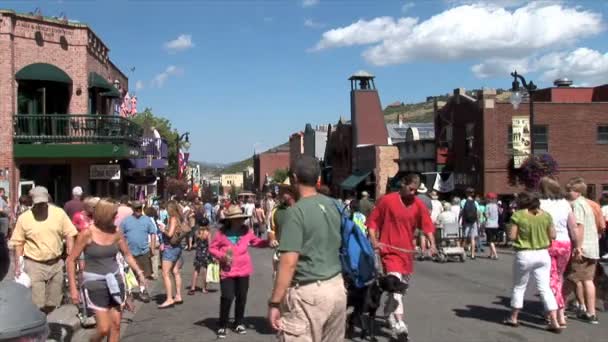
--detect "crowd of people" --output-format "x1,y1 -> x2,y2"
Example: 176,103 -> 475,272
1,156 -> 607,341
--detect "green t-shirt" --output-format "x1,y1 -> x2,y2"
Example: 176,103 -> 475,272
511,209 -> 552,250
278,194 -> 342,283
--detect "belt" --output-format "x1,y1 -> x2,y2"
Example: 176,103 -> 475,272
24,256 -> 61,265
291,273 -> 341,288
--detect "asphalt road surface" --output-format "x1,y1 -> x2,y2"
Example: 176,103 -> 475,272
106,247 -> 608,342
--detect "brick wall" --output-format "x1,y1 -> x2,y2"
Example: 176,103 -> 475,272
254,151 -> 290,192
374,145 -> 398,198
289,132 -> 303,170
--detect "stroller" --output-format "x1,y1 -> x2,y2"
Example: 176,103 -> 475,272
435,221 -> 466,263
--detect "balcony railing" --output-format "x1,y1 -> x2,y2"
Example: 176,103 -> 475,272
13,114 -> 143,146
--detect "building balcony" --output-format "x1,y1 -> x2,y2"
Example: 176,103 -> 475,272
13,114 -> 143,159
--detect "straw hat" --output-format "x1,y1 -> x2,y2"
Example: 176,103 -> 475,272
222,205 -> 250,221
417,183 -> 428,194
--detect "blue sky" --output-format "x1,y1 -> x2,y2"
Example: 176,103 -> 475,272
7,0 -> 608,163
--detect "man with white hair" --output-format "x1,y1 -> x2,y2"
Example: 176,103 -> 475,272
64,186 -> 84,219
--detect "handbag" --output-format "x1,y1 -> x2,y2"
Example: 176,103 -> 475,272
169,219 -> 193,245
206,262 -> 220,283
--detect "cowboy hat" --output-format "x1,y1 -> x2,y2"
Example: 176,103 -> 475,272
417,183 -> 428,194
222,205 -> 250,221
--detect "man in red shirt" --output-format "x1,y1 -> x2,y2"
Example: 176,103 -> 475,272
367,173 -> 436,338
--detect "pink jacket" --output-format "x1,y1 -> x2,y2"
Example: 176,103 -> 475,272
209,228 -> 269,279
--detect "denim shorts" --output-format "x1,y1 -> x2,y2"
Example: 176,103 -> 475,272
463,222 -> 479,238
162,245 -> 183,263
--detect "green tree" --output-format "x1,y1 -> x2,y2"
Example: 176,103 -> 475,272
131,108 -> 181,176
273,168 -> 289,184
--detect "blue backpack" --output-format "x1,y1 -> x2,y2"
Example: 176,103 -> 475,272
334,203 -> 377,288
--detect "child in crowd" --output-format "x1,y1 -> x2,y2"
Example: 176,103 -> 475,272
188,220 -> 212,295
210,205 -> 277,338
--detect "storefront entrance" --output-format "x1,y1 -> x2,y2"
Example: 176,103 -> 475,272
20,165 -> 71,205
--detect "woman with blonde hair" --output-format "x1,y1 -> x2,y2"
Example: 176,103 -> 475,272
67,199 -> 147,342
157,200 -> 185,308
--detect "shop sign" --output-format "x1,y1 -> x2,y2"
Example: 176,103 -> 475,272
512,116 -> 531,168
90,165 -> 121,180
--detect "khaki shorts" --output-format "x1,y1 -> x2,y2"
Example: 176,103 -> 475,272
24,258 -> 64,309
567,257 -> 597,282
279,274 -> 347,342
134,252 -> 153,278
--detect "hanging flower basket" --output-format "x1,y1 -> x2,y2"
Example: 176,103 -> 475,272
516,154 -> 559,190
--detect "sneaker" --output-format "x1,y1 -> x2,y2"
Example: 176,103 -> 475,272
140,290 -> 151,303
580,313 -> 599,325
395,321 -> 409,335
217,328 -> 227,339
234,325 -> 247,335
601,253 -> 608,260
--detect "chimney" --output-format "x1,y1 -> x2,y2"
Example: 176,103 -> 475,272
554,78 -> 573,87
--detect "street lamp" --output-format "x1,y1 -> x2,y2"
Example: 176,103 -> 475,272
510,70 -> 537,155
176,132 -> 190,179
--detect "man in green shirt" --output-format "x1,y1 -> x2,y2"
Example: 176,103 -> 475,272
268,155 -> 346,342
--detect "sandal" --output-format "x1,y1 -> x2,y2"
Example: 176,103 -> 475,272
202,288 -> 209,294
546,325 -> 562,334
187,289 -> 196,296
503,318 -> 519,327
158,302 -> 174,309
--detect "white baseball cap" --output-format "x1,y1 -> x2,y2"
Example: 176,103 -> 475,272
72,186 -> 83,197
30,186 -> 50,204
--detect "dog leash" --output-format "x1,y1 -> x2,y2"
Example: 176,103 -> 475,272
377,243 -> 417,254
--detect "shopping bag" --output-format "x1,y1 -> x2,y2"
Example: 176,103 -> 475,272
206,262 -> 220,283
14,256 -> 31,288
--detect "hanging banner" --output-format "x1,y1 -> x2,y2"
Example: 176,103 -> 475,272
432,173 -> 455,193
512,116 -> 531,168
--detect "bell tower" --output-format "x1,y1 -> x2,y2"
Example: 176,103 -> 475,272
349,71 -> 389,148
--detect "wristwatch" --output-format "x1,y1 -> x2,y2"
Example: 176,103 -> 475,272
268,301 -> 281,309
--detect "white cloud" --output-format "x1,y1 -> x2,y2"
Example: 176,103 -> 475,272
164,34 -> 194,53
151,65 -> 184,88
401,2 -> 415,13
312,3 -> 603,66
304,18 -> 325,29
472,48 -> 608,86
135,80 -> 144,91
302,0 -> 319,8
312,17 -> 417,51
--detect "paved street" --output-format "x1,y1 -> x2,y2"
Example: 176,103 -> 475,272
111,247 -> 607,342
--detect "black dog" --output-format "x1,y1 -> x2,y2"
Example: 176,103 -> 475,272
346,274 -> 409,341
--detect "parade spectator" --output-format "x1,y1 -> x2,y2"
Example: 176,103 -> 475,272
539,177 -> 578,327
145,206 -> 161,280
188,220 -> 212,295
120,201 -> 155,302
484,193 -> 500,260
600,192 -> 608,259
157,200 -> 184,309
430,190 -> 443,224
211,205 -> 274,338
0,187 -> 9,239
67,198 -> 147,342
269,185 -> 297,277
204,201 -> 215,224
359,190 -> 374,218
505,191 -> 561,332
417,183 -> 433,259
252,202 -> 266,237
114,195 -> 133,227
268,155 -> 345,342
72,197 -> 100,232
350,200 -> 368,234
10,186 -> 78,313
566,177 -> 601,324
64,186 -> 84,219
15,194 -> 33,219
460,188 -> 480,259
436,202 -> 458,228
367,173 -> 436,338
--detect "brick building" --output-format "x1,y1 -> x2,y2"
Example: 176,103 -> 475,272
394,125 -> 436,190
253,144 -> 290,192
435,83 -> 608,199
0,10 -> 150,205
323,71 -> 397,199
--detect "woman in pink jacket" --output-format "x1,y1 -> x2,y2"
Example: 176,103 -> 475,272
210,204 -> 276,339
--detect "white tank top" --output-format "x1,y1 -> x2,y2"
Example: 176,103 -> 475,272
540,199 -> 572,242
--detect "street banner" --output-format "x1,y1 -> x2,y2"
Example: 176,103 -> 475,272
512,116 -> 531,168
